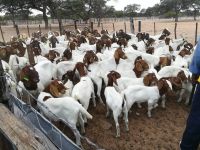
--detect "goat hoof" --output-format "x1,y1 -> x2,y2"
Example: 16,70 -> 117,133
81,132 -> 86,136
115,135 -> 120,138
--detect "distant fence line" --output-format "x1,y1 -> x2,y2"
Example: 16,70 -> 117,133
0,16 -> 200,26
0,17 -> 199,45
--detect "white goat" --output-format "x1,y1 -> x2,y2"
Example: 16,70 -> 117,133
123,79 -> 171,117
37,92 -> 93,146
123,85 -> 160,117
34,60 -> 57,90
104,72 -> 129,137
72,76 -> 96,122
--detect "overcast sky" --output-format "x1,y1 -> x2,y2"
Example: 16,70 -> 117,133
107,0 -> 160,10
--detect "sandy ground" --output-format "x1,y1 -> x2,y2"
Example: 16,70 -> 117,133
81,97 -> 190,150
2,19 -> 195,149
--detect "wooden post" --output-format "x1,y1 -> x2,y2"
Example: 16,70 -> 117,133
101,23 -> 103,30
26,45 -> 35,66
113,23 -> 115,31
0,59 -> 9,105
15,24 -> 20,38
49,24 -> 52,31
90,22 -> 93,32
174,22 -> 177,39
74,20 -> 77,30
0,26 -> 5,43
154,22 -> 156,35
39,24 -> 41,33
124,22 -> 126,33
138,20 -> 141,32
27,24 -> 30,37
195,22 -> 198,45
130,17 -> 134,33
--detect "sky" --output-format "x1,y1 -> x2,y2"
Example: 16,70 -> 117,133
0,0 -> 161,16
106,0 -> 160,10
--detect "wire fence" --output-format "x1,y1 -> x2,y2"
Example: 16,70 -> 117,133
0,71 -> 103,150
0,17 -> 199,45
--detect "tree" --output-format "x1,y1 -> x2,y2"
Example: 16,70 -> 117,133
160,0 -> 183,21
90,0 -> 110,26
0,0 -> 27,26
25,0 -> 49,29
124,4 -> 141,17
47,0 -> 65,33
183,0 -> 200,20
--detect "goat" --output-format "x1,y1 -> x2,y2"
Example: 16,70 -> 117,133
104,71 -> 129,137
37,92 -> 92,146
123,79 -> 172,117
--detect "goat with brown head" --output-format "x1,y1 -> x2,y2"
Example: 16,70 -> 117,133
143,73 -> 158,86
83,50 -> 98,67
73,62 -> 87,77
117,38 -> 127,47
146,47 -> 154,54
184,43 -> 193,51
156,79 -> 171,96
178,48 -> 191,57
63,49 -> 72,60
159,57 -> 171,68
114,47 -> 127,64
45,50 -> 60,62
49,35 -> 59,48
62,70 -> 80,85
44,80 -> 67,98
20,65 -> 40,90
107,71 -> 121,86
133,57 -> 149,78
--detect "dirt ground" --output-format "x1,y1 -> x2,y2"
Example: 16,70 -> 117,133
1,19 -> 196,149
81,97 -> 190,150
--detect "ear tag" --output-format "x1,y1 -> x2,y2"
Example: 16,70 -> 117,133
24,77 -> 29,81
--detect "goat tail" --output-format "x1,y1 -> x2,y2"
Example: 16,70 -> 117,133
121,92 -> 127,108
79,106 -> 93,119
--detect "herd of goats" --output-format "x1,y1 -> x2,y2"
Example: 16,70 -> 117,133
0,27 -> 195,146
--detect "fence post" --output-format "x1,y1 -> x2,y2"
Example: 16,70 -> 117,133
39,24 -> 41,33
195,22 -> 198,45
124,22 -> 126,33
0,26 -> 5,43
101,23 -> 103,30
0,59 -> 9,105
174,22 -> 177,39
27,24 -> 30,37
49,24 -> 52,31
26,45 -> 35,66
74,20 -> 77,30
138,20 -> 141,32
130,17 -> 134,33
14,24 -> 20,38
90,22 -> 93,32
154,22 -> 156,35
113,23 -> 115,31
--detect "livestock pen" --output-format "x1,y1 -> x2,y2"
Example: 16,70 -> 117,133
0,17 -> 197,149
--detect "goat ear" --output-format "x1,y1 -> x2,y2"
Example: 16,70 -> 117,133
157,80 -> 163,90
135,62 -> 143,72
143,75 -> 150,86
114,50 -> 119,60
141,60 -> 149,70
112,75 -> 118,86
73,64 -> 77,73
55,51 -> 60,57
50,84 -> 60,97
